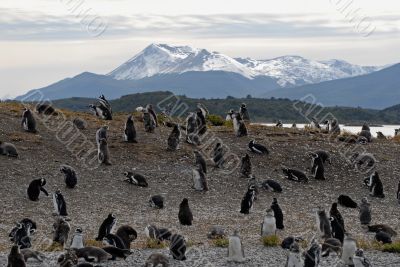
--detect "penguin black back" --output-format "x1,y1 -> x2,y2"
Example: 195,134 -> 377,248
271,198 -> 284,230
178,198 -> 193,226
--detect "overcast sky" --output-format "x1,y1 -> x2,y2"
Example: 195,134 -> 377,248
1,0 -> 399,98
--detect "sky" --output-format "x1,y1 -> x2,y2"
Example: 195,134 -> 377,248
1,0 -> 399,98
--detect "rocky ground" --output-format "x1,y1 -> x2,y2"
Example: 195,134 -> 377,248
0,102 -> 399,266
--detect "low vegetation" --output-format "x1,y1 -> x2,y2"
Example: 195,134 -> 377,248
262,235 -> 281,247
212,238 -> 229,248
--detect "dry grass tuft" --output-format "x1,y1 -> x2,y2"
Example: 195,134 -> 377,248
262,235 -> 281,247
146,238 -> 168,249
212,238 -> 229,248
84,239 -> 103,248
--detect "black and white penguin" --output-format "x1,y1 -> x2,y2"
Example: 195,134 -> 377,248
285,242 -> 303,267
311,150 -> 331,165
0,141 -> 18,157
240,154 -> 252,178
304,239 -> 321,267
351,153 -> 375,169
227,230 -> 245,263
338,195 -> 358,208
90,95 -> 112,120
321,238 -> 342,257
96,126 -> 108,147
96,214 -> 117,241
186,112 -> 200,145
310,153 -> 325,180
146,104 -> 158,127
10,223 -> 32,249
232,112 -> 248,137
124,115 -> 137,143
248,140 -> 269,155
213,142 -> 225,168
145,225 -> 160,240
316,208 -> 332,239
70,228 -> 84,249
359,129 -> 372,143
73,117 -> 87,130
196,106 -> 207,135
192,168 -> 208,192
21,108 -> 37,133
149,195 -> 164,209
364,171 -> 385,198
60,165 -> 78,189
327,119 -> 340,134
271,198 -> 284,230
359,197 -> 371,225
330,202 -> 345,233
52,190 -> 68,217
226,109 -> 234,121
167,124 -> 181,151
123,172 -> 148,187
27,178 -> 48,201
376,131 -> 386,140
169,234 -> 186,260
240,185 -> 256,214
178,198 -> 193,226
282,168 -> 308,183
103,233 -> 126,249
115,225 -> 137,249
102,246 -> 132,260
375,231 -> 392,244
341,235 -> 357,266
36,103 -> 57,115
194,150 -> 207,174
310,117 -> 321,130
239,103 -> 250,122
260,209 -> 276,237
353,249 -> 371,267
261,179 -> 283,193
143,109 -> 156,133
9,219 -> 37,242
330,216 -> 344,243
275,120 -> 283,127
281,236 -> 303,250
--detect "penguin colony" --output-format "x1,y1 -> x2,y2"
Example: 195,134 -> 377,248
1,98 -> 399,267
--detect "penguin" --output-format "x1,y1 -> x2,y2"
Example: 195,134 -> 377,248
321,238 -> 342,257
103,233 -> 126,249
53,217 -> 70,246
213,142 -> 225,168
285,242 -> 303,267
207,226 -> 226,239
123,172 -> 148,187
73,117 -> 87,130
397,180 -> 400,204
375,231 -> 392,244
232,112 -> 248,137
60,165 -> 78,189
261,209 -> 276,237
21,108 -> 37,133
359,130 -> 372,143
20,248 -> 45,262
239,103 -> 250,122
311,150 -> 331,165
240,185 -> 256,214
35,103 -> 56,115
10,223 -> 31,249
146,104 -> 158,126
89,95 -> 112,120
52,190 -> 68,217
95,126 -> 108,147
149,195 -> 164,209
316,207 -> 332,239
275,120 -> 283,127
143,110 -> 156,133
330,216 -> 344,243
327,119 -> 340,134
338,195 -> 358,208
271,198 -> 284,230
74,247 -> 112,263
376,131 -> 386,139
0,141 -> 18,157
70,228 -> 84,249
192,168 -> 208,192
194,150 -> 207,174
145,225 -> 160,240
329,203 -> 345,232
27,178 -> 49,201
98,138 -> 111,165
196,105 -> 208,135
261,179 -> 283,193
367,224 -> 397,237
178,198 -> 193,226
353,249 -> 371,267
365,171 -> 385,198
361,122 -> 370,132
169,234 -> 187,260
248,140 -> 269,155
292,123 -> 297,128
247,176 -> 259,200
144,253 -> 169,267
57,250 -> 78,267
98,94 -> 112,112
341,235 -> 357,266
9,219 -> 36,242
310,153 -> 325,180
303,239 -> 321,267
359,197 -> 372,225
124,115 -> 137,143
281,236 -> 303,250
310,117 -> 320,130
157,228 -> 172,242
240,153 -> 252,178
96,214 -> 117,241
115,225 -> 137,249
228,230 -> 245,263
167,124 -> 181,151
7,245 -> 26,267
282,168 -> 308,183
102,246 -> 132,260
351,153 -> 375,169
186,112 -> 200,145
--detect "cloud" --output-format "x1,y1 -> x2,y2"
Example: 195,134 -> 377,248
0,8 -> 398,41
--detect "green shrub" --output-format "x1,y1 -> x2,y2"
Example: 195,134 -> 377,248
212,238 -> 229,248
224,120 -> 233,128
207,114 -> 225,126
382,241 -> 400,253
262,235 -> 280,247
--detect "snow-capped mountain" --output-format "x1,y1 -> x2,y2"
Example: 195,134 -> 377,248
108,43 -> 382,87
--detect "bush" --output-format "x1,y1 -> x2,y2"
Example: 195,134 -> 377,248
212,238 -> 229,248
207,114 -> 225,126
146,238 -> 168,249
262,235 -> 280,247
224,120 -> 233,128
382,241 -> 400,253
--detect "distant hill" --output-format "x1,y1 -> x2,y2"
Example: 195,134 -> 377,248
263,64 -> 400,109
50,91 -> 400,124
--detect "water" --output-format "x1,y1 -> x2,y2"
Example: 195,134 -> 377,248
259,124 -> 400,137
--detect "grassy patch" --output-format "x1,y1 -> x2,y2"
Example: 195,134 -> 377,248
84,239 -> 103,248
382,241 -> 400,253
146,238 -> 168,249
212,238 -> 229,248
40,242 -> 64,252
207,114 -> 225,126
262,235 -> 280,247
